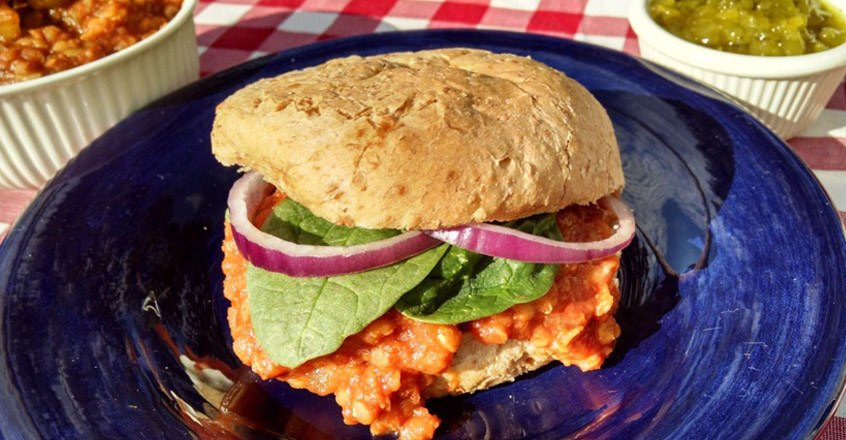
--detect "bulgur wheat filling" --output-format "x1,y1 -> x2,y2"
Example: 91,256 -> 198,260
221,193 -> 622,440
0,0 -> 181,84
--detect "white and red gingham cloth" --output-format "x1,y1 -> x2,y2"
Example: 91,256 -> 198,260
1,0 -> 846,437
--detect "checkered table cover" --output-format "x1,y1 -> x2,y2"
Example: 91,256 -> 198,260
2,0 -> 846,438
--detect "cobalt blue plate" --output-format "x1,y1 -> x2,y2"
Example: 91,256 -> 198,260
1,30 -> 845,440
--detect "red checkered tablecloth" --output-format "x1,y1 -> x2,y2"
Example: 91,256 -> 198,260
2,0 -> 845,438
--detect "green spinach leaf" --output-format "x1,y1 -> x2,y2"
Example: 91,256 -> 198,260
262,199 -> 401,246
395,214 -> 562,324
246,199 -> 447,368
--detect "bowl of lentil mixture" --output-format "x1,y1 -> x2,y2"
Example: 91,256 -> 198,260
629,0 -> 846,139
0,0 -> 198,189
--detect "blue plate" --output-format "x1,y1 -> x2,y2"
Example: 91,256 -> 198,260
1,30 -> 845,440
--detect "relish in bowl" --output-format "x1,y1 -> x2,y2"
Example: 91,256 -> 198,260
648,0 -> 846,56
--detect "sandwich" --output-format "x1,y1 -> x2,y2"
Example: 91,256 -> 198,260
210,48 -> 635,440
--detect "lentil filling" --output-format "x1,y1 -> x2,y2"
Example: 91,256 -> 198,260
221,195 -> 621,440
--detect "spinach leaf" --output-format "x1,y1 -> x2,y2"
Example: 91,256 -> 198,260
262,199 -> 401,246
246,199 -> 448,368
395,214 -> 562,324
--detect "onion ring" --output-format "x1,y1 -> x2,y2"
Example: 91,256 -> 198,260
424,197 -> 635,263
228,172 -> 441,277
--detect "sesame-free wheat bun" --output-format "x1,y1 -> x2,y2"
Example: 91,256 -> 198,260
211,48 -> 624,230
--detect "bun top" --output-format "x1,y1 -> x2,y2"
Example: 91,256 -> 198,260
211,48 -> 624,230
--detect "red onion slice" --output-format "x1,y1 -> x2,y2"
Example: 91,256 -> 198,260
424,197 -> 635,264
228,172 -> 441,277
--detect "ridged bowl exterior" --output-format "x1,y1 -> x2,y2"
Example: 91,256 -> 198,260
0,2 -> 198,189
638,41 -> 846,140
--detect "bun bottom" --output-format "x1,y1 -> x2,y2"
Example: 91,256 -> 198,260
426,335 -> 552,398
427,276 -> 619,399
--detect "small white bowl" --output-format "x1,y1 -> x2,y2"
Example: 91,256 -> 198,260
629,0 -> 846,140
0,0 -> 199,189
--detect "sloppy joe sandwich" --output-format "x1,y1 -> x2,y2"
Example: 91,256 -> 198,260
211,48 -> 635,440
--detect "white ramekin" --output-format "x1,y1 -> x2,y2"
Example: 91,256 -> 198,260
629,0 -> 846,140
0,0 -> 199,189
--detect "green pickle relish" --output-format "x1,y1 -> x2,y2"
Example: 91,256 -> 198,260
648,0 -> 846,55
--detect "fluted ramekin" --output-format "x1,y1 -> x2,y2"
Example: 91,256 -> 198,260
0,0 -> 199,189
629,0 -> 846,140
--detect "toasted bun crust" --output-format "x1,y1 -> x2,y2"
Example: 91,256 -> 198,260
426,335 -> 553,398
212,48 -> 624,230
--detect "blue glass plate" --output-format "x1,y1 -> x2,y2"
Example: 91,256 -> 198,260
1,30 -> 845,440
